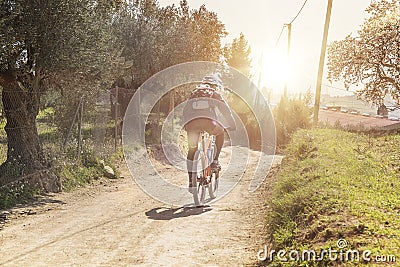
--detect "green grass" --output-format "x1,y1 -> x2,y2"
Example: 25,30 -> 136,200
265,129 -> 399,266
57,145 -> 119,191
0,107 -> 120,208
37,107 -> 55,122
0,183 -> 39,209
57,161 -> 103,191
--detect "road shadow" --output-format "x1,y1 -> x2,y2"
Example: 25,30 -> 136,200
0,192 -> 66,213
0,208 -> 147,266
19,193 -> 65,207
145,205 -> 212,220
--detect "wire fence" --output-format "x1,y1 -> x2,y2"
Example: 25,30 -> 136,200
0,87 -> 131,189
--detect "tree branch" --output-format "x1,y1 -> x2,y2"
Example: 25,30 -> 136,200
378,66 -> 400,92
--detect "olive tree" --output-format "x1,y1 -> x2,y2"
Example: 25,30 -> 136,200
327,0 -> 400,107
0,0 -> 119,185
112,0 -> 227,89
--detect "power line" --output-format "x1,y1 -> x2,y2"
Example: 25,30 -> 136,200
289,0 -> 309,24
322,83 -> 356,93
274,25 -> 286,48
305,76 -> 357,93
274,0 -> 309,48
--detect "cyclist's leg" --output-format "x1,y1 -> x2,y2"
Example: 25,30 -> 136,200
186,118 -> 223,175
214,133 -> 224,161
185,121 -> 201,186
206,120 -> 224,167
187,133 -> 198,181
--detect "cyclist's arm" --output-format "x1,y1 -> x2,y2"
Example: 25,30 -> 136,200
213,93 -> 236,130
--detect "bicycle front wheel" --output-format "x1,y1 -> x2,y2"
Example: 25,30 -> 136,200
192,150 -> 207,206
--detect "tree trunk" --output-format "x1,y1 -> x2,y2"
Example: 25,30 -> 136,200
0,70 -> 60,192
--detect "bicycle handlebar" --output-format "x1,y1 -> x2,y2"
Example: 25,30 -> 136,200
225,126 -> 236,131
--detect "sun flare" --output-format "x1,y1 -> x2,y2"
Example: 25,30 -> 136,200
261,52 -> 291,93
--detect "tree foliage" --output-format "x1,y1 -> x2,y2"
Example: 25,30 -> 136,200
327,0 -> 400,106
112,0 -> 227,89
273,94 -> 312,147
0,0 -> 120,114
0,0 -> 118,78
224,33 -> 252,77
0,0 -> 119,179
0,0 -> 229,184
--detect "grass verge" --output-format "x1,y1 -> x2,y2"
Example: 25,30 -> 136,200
264,128 -> 399,266
0,183 -> 39,210
0,106 -> 122,208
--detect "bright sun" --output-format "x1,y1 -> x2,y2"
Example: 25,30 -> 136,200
260,52 -> 291,92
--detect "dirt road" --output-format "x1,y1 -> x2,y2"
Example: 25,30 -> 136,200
0,148 -> 282,267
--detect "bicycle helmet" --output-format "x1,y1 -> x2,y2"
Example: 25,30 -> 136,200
201,74 -> 223,90
196,83 -> 211,90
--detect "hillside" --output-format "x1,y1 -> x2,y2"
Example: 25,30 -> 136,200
264,129 -> 399,266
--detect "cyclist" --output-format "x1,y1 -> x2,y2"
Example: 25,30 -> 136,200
183,74 -> 236,192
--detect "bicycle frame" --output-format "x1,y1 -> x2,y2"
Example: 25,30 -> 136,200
191,131 -> 219,206
199,131 -> 215,174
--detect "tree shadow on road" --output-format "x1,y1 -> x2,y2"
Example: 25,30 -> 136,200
145,205 -> 212,220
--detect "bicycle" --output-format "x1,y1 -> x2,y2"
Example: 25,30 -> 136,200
191,131 -> 220,206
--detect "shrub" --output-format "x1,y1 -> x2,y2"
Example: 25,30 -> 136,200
273,94 -> 312,147
0,182 -> 38,209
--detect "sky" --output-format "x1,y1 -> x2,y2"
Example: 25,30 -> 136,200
157,0 -> 372,97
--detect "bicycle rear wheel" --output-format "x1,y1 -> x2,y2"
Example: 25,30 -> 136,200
208,146 -> 219,199
192,150 -> 207,206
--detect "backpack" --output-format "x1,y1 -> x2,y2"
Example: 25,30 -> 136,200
188,84 -> 216,110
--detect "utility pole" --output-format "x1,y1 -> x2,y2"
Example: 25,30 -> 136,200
313,0 -> 333,126
284,23 -> 292,98
255,54 -> 263,110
